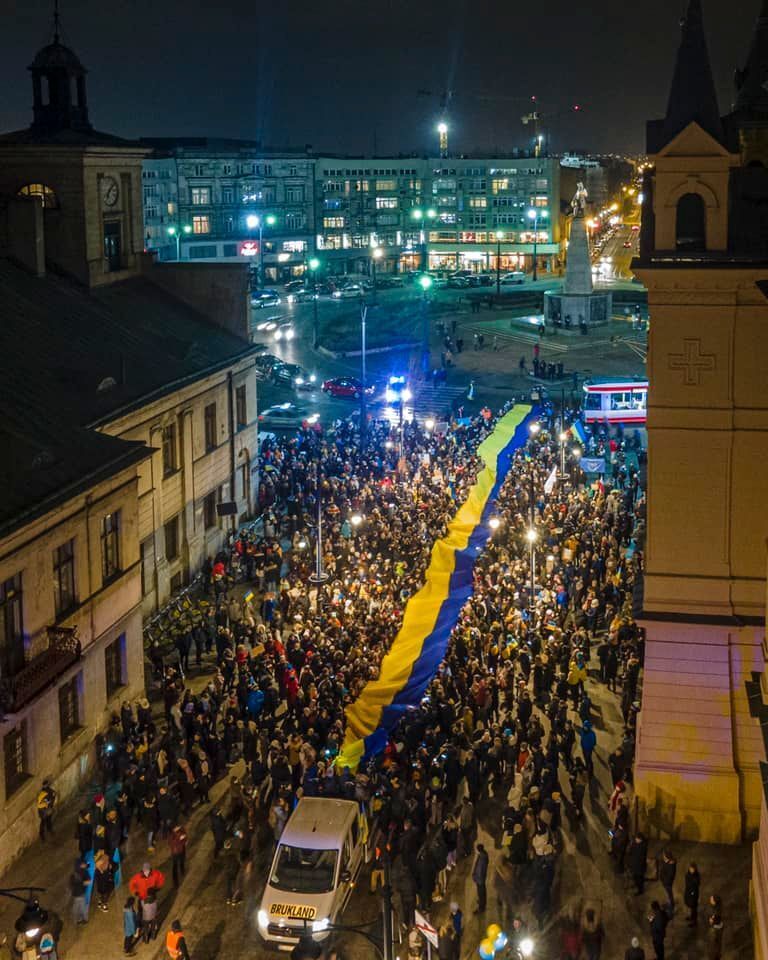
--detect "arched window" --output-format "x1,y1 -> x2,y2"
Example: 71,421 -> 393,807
675,192 -> 705,251
17,183 -> 58,209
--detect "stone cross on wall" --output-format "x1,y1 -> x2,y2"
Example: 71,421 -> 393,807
667,338 -> 716,385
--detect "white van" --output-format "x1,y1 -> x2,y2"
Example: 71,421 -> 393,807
500,271 -> 527,285
257,797 -> 366,950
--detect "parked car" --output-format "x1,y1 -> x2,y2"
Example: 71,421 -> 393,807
332,283 -> 365,299
287,287 -> 318,303
258,402 -> 305,426
251,289 -> 281,308
376,275 -> 404,289
255,354 -> 283,379
500,271 -> 527,285
322,377 -> 374,399
284,280 -> 306,294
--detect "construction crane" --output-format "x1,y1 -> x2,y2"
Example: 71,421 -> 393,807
416,88 -> 539,155
522,101 -> 584,156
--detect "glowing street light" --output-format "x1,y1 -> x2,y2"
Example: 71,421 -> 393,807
167,224 -> 191,260
525,528 -> 537,543
425,418 -> 435,431
526,207 -> 549,281
309,257 -> 321,349
246,214 -> 276,287
350,514 -> 363,527
419,274 -> 433,375
494,230 -> 505,296
488,516 -> 501,531
529,422 -> 541,436
411,207 -> 437,272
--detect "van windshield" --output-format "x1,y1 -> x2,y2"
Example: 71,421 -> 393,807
271,844 -> 338,894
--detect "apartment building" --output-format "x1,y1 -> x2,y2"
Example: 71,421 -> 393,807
0,33 -> 259,869
142,138 -> 316,281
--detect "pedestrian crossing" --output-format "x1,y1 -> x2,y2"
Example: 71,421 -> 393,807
368,383 -> 468,424
464,324 -> 569,354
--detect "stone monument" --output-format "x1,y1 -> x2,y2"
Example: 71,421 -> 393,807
544,182 -> 612,328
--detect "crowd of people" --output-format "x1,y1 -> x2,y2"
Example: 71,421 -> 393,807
17,400 -> 725,960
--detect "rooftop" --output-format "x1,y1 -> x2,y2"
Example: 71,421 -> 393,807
0,258 -> 256,536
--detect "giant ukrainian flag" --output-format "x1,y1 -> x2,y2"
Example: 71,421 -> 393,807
336,405 -> 533,771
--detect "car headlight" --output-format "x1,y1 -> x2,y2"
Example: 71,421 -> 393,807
295,377 -> 304,386
309,374 -> 317,383
332,291 -> 341,298
312,918 -> 330,933
285,329 -> 294,340
274,330 -> 282,340
257,910 -> 269,930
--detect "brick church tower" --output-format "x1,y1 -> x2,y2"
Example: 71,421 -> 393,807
632,0 -> 768,845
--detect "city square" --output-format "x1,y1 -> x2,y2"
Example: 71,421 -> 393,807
0,1 -> 766,959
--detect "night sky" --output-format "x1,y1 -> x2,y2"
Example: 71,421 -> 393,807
0,0 -> 760,156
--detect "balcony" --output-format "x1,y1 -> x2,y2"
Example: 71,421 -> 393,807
0,626 -> 81,715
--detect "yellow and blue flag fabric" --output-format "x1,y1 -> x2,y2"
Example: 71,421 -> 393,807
336,405 -> 535,771
569,420 -> 587,445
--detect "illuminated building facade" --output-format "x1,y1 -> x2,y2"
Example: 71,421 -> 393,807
632,4 -> 768,947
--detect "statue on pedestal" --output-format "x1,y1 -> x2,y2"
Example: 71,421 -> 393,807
571,182 -> 588,218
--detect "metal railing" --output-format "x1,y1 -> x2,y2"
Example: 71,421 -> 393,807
0,626 -> 81,714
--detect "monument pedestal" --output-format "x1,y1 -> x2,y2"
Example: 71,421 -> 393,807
544,204 -> 612,326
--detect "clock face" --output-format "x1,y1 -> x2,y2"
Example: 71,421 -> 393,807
101,176 -> 119,207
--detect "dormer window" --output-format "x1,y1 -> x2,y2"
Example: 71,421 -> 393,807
675,192 -> 706,251
18,183 -> 58,209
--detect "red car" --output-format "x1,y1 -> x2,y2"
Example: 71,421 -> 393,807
321,377 -> 374,399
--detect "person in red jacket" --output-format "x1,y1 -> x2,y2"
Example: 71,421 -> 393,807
129,862 -> 165,910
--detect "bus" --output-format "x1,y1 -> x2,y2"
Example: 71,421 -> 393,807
582,378 -> 648,425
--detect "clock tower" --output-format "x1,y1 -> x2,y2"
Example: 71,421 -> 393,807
0,26 -> 148,287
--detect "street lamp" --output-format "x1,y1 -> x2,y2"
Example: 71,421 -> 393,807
167,224 -> 191,260
371,246 -> 383,301
494,230 -> 505,296
419,273 -> 433,375
425,417 -> 435,431
526,208 -> 549,282
246,213 -> 276,289
309,257 -> 321,349
526,528 -> 537,613
559,431 -> 569,479
411,208 -> 437,272
489,516 -> 501,531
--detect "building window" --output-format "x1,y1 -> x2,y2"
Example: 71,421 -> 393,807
203,490 -> 219,530
375,179 -> 397,191
4,723 -> 29,798
375,197 -> 398,210
676,193 -> 706,251
0,574 -> 24,678
222,187 -> 234,204
101,512 -> 121,582
58,675 -> 81,742
235,385 -> 247,429
17,183 -> 58,209
285,213 -> 306,230
170,572 -> 184,593
191,187 -> 211,205
222,242 -> 237,256
204,403 -> 217,452
189,244 -> 217,258
323,216 -> 344,229
285,185 -> 305,203
469,197 -> 487,208
162,423 -> 178,475
283,240 -> 307,253
491,179 -> 510,194
103,221 -> 121,272
224,217 -> 234,234
193,164 -> 205,176
192,215 -> 210,234
222,164 -> 232,176
105,635 -> 125,698
53,539 -> 76,619
140,538 -> 154,598
165,515 -> 180,562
